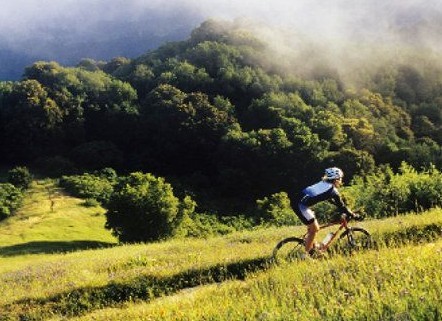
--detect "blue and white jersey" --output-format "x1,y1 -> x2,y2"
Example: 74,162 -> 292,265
299,180 -> 351,214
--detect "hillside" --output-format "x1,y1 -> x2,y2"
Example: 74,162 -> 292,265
0,180 -> 116,261
1,7 -> 441,320
0,182 -> 441,320
1,19 -> 442,215
70,240 -> 442,321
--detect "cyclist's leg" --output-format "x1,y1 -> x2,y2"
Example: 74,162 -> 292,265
305,219 -> 320,253
294,203 -> 318,252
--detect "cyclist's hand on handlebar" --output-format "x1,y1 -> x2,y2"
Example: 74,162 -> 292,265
349,211 -> 364,221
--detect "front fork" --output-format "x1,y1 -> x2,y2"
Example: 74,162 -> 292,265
346,229 -> 357,247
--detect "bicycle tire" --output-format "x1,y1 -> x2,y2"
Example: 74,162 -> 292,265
337,227 -> 372,254
272,237 -> 305,264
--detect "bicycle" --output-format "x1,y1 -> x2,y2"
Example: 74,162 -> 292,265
272,212 -> 372,263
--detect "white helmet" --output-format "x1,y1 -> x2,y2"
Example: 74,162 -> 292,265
324,167 -> 344,180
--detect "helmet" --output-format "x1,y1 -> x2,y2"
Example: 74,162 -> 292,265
324,167 -> 344,180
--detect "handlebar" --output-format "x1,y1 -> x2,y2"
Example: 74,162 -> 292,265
343,212 -> 365,222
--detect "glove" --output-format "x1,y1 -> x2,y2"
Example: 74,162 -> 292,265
350,212 -> 364,221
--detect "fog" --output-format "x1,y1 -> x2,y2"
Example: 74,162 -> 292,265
0,0 -> 441,80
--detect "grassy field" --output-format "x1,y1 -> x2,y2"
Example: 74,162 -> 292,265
0,181 -> 441,320
0,180 -> 117,273
68,240 -> 442,321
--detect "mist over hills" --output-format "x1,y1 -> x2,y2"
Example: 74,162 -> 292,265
0,0 -> 202,80
0,0 -> 441,81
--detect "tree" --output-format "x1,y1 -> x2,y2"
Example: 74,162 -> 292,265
77,58 -> 106,72
186,41 -> 240,77
7,166 -> 32,190
105,172 -> 181,242
216,125 -> 323,200
244,91 -> 313,130
0,183 -> 23,220
309,110 -> 347,150
341,118 -> 378,152
140,84 -> 237,175
101,56 -> 131,75
24,61 -> 139,144
0,79 -> 63,161
157,58 -> 213,93
323,148 -> 376,180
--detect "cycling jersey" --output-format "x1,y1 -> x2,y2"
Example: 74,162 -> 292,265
293,180 -> 351,225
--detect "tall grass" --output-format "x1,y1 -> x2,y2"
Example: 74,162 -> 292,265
1,209 -> 441,320
1,180 -> 442,320
69,240 -> 442,321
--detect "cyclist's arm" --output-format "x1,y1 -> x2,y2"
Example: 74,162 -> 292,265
329,192 -> 353,215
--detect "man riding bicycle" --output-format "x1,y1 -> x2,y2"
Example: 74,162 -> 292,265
291,167 -> 356,256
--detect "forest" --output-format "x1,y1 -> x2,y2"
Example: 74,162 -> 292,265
1,19 -> 442,236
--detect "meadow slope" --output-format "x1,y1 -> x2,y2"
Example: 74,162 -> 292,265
0,181 -> 441,320
69,240 -> 442,321
0,180 -> 117,273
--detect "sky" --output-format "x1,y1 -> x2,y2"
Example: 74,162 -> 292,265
0,0 -> 441,80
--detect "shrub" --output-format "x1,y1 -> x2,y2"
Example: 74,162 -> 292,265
60,172 -> 115,204
105,172 -> 186,242
7,166 -> 32,190
82,198 -> 100,207
0,183 -> 23,220
95,167 -> 118,181
256,191 -> 299,226
407,165 -> 442,211
346,162 -> 442,218
174,212 -> 251,238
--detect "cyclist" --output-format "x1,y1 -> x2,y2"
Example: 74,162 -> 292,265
291,167 -> 355,256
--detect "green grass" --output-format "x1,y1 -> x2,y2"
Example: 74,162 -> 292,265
0,180 -> 117,273
0,180 -> 116,245
68,240 -> 442,321
0,181 -> 441,320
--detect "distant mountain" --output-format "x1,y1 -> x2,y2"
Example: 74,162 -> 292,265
1,0 -> 441,81
0,48 -> 29,80
0,7 -> 201,81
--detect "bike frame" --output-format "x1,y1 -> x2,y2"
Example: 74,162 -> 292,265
271,212 -> 370,263
304,214 -> 351,251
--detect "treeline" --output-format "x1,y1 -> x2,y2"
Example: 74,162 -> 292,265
1,19 -> 442,215
58,162 -> 442,242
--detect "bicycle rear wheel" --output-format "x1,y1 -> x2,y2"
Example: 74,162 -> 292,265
337,227 -> 372,254
272,237 -> 305,264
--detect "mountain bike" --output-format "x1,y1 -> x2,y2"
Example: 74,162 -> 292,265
272,212 -> 372,263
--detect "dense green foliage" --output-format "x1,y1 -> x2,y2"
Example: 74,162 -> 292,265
0,183 -> 23,219
347,162 -> 442,218
7,166 -> 33,190
58,161 -> 442,242
0,166 -> 32,220
105,172 -> 189,242
60,168 -> 118,204
256,191 -> 299,226
1,19 -> 442,216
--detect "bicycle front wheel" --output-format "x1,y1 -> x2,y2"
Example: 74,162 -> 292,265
272,237 -> 305,264
338,227 -> 372,254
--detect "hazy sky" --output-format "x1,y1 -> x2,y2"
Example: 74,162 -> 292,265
1,0 -> 439,44
0,0 -> 441,79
